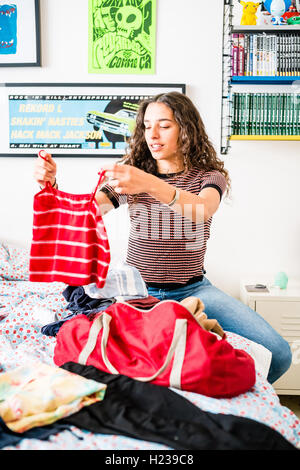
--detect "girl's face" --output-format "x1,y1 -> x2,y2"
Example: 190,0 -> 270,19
143,102 -> 183,167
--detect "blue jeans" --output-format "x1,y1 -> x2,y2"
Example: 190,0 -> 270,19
147,277 -> 292,384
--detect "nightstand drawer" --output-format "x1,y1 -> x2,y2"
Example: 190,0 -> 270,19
274,363 -> 300,392
255,300 -> 300,343
240,282 -> 300,394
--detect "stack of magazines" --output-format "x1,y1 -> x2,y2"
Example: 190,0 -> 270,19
231,92 -> 300,135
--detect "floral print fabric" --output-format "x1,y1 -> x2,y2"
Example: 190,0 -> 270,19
0,362 -> 106,432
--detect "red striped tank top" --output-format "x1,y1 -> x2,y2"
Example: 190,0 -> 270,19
29,173 -> 110,287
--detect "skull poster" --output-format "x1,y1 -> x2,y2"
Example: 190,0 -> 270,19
88,0 -> 156,74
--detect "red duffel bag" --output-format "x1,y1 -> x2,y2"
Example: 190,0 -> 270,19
54,300 -> 256,398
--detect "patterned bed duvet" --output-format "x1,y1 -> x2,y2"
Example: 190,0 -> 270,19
0,242 -> 299,451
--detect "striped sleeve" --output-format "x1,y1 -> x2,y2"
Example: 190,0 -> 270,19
199,170 -> 227,200
99,184 -> 128,209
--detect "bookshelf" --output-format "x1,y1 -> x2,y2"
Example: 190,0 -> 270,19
220,0 -> 300,155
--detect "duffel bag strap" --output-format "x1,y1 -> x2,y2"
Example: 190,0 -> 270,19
78,312 -> 187,389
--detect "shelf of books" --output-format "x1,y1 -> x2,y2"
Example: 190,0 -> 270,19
221,0 -> 300,153
230,92 -> 300,141
231,31 -> 300,79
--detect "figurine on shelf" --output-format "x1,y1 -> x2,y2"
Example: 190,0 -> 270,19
263,0 -> 292,24
287,14 -> 300,21
258,10 -> 273,24
282,2 -> 300,20
240,1 -> 261,25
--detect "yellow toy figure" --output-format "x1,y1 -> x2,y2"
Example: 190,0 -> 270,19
240,1 -> 261,25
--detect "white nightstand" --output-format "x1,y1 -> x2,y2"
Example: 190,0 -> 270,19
240,280 -> 300,395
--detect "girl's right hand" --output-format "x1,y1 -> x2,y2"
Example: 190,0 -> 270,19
33,151 -> 57,188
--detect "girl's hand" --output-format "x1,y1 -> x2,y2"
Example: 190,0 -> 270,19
103,164 -> 154,194
33,151 -> 57,187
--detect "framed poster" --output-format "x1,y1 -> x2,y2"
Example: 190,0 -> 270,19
0,0 -> 41,67
0,82 -> 186,157
88,0 -> 156,74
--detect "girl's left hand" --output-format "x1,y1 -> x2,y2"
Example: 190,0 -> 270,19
102,164 -> 153,194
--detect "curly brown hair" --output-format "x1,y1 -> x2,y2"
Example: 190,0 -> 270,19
120,91 -> 230,194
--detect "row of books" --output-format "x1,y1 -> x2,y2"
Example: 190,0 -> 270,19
232,33 -> 300,77
231,92 -> 300,135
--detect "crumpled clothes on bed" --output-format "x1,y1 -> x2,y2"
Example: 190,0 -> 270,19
180,297 -> 225,338
62,285 -> 116,314
40,285 -> 116,336
60,362 -> 297,451
84,263 -> 148,301
41,300 -> 115,337
41,288 -> 160,337
0,417 -> 72,449
0,362 -> 106,433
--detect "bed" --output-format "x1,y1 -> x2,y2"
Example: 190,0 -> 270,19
0,242 -> 299,451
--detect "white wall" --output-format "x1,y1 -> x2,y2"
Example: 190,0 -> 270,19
0,0 -> 299,298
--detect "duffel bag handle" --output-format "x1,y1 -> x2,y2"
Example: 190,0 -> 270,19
78,312 -> 187,389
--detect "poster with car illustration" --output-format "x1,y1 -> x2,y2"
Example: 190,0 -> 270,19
88,0 -> 156,74
0,83 -> 185,157
9,94 -> 141,153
